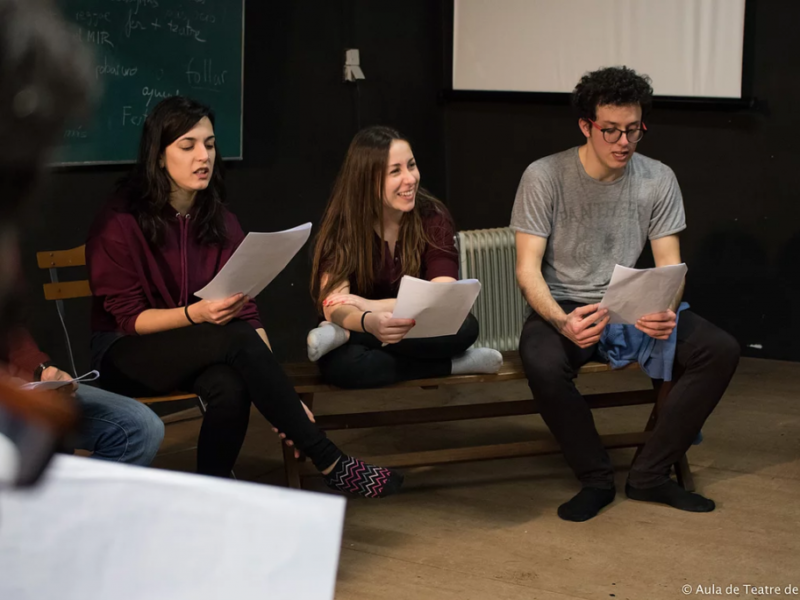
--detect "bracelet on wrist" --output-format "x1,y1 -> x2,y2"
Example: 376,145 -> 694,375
361,310 -> 372,334
34,361 -> 56,382
185,303 -> 198,325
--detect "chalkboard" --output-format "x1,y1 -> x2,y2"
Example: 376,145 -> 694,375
54,0 -> 244,165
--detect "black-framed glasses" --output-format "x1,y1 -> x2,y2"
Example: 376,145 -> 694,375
589,120 -> 647,144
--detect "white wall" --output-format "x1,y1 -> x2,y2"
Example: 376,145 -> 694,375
453,0 -> 746,98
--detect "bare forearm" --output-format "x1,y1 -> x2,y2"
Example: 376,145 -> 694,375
328,305 -> 368,332
517,269 -> 567,330
134,306 -> 193,334
324,298 -> 395,327
370,298 -> 396,312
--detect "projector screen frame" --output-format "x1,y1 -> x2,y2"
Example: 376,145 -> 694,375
441,0 -> 757,111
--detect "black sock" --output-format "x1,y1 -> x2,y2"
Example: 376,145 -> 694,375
557,487 -> 616,522
323,455 -> 404,498
625,480 -> 715,512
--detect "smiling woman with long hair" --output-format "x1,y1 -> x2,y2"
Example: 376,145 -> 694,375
85,97 -> 402,497
308,125 -> 502,388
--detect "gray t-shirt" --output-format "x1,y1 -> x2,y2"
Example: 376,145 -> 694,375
510,147 -> 686,303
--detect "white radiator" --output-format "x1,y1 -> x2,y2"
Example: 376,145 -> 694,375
457,227 -> 528,352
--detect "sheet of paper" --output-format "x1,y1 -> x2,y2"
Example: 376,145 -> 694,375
195,223 -> 312,301
392,276 -> 481,339
599,264 -> 688,324
19,370 -> 99,391
0,455 -> 345,600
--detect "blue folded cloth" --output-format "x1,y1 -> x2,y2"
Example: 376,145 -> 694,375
597,302 -> 690,382
597,302 -> 701,444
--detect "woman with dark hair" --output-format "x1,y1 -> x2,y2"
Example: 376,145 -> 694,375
308,125 -> 502,388
86,97 -> 402,497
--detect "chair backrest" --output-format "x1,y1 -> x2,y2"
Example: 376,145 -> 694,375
36,245 -> 91,300
36,244 -> 91,375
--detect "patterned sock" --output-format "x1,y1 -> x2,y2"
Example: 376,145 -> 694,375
323,455 -> 404,498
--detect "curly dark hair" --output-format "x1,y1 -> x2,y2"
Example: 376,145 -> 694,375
571,66 -> 653,122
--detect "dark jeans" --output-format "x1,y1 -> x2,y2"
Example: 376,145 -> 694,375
519,301 -> 740,489
318,313 -> 480,389
99,321 -> 340,477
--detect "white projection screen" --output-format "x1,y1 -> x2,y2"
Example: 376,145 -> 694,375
453,0 -> 746,98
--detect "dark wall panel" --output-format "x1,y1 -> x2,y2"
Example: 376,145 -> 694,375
20,0 -> 446,370
444,0 -> 798,360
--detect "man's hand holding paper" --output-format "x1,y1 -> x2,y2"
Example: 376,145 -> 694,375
598,263 -> 687,339
559,303 -> 610,349
636,309 -> 678,340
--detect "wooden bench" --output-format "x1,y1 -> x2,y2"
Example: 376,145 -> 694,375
38,245 -> 693,492
283,353 -> 694,492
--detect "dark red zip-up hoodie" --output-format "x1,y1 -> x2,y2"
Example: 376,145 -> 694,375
3,327 -> 51,381
86,196 -> 262,337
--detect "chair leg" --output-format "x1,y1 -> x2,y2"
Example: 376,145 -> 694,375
674,454 -> 695,492
282,393 -> 314,489
195,395 -> 237,480
283,441 -> 302,490
632,380 -> 673,464
297,393 -> 315,464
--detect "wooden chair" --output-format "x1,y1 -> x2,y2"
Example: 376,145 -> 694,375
36,245 -> 233,475
282,353 -> 694,492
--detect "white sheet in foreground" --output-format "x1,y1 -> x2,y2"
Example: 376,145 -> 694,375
195,223 -> 312,300
599,264 -> 688,325
393,276 -> 481,339
0,455 -> 345,600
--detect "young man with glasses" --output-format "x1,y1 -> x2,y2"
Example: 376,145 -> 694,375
510,66 -> 740,522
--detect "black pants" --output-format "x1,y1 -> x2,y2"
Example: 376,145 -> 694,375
519,302 -> 740,489
318,313 -> 480,389
99,321 -> 340,477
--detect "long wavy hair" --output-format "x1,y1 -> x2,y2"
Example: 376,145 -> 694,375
119,96 -> 227,246
311,125 -> 451,308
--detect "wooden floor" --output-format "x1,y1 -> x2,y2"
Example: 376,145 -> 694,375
154,357 -> 800,600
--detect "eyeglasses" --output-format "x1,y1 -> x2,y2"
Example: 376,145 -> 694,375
589,120 -> 647,144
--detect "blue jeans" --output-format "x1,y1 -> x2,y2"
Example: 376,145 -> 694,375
73,384 -> 164,466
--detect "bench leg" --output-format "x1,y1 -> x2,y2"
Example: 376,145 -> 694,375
675,454 -> 695,492
630,381 -> 695,490
297,393 -> 315,464
195,395 -> 238,480
283,393 -> 315,489
283,441 -> 302,489
631,380 -> 673,464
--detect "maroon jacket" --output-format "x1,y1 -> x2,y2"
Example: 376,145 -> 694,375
3,327 -> 50,381
347,209 -> 460,299
86,198 -> 262,336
